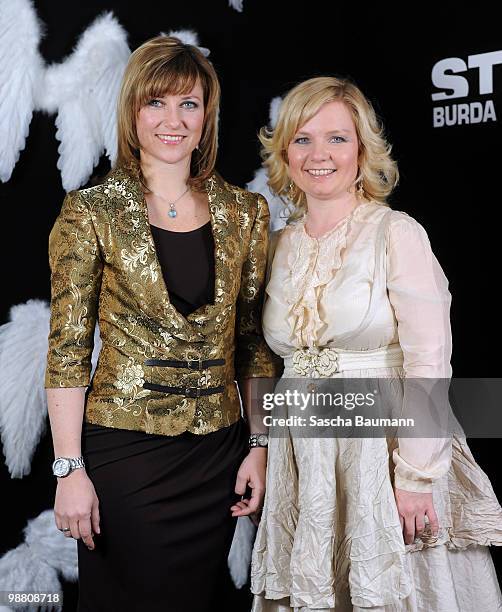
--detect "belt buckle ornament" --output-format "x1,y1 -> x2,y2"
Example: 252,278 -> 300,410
185,387 -> 201,398
315,348 -> 339,377
292,348 -> 315,377
292,348 -> 339,378
186,358 -> 203,370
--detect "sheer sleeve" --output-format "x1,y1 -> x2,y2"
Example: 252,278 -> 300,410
386,213 -> 453,492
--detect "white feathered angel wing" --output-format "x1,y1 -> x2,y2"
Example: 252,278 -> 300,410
0,0 -> 44,183
37,13 -> 130,191
160,29 -> 210,57
247,96 -> 291,231
0,300 -> 51,479
0,510 -> 78,607
228,0 -> 244,11
228,517 -> 256,588
247,167 -> 290,232
0,300 -> 101,478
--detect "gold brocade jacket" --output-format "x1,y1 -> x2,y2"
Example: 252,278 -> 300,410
45,166 -> 281,436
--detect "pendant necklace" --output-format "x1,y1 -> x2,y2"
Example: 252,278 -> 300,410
159,185 -> 190,218
168,185 -> 190,218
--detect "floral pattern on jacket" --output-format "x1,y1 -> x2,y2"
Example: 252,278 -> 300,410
45,166 -> 281,435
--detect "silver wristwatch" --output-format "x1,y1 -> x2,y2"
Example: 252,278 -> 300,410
52,456 -> 85,478
249,433 -> 269,449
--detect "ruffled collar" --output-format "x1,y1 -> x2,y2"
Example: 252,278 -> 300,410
300,200 -> 372,238
284,201 -> 373,347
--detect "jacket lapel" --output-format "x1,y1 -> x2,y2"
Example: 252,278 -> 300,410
106,167 -> 240,342
187,173 -> 242,332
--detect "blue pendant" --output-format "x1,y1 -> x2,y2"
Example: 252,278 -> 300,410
168,209 -> 177,218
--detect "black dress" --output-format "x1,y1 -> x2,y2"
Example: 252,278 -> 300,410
149,221 -> 216,317
77,222 -> 248,612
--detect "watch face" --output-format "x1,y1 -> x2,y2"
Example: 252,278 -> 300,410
53,458 -> 70,477
257,434 -> 269,447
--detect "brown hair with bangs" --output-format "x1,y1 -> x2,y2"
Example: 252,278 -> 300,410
115,35 -> 220,191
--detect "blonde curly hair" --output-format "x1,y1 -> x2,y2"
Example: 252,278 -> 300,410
259,76 -> 399,220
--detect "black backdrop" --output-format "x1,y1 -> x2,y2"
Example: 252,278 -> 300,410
1,1 -> 501,609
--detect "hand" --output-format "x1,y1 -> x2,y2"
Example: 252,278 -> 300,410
54,470 -> 100,550
230,448 -> 267,526
394,487 -> 439,545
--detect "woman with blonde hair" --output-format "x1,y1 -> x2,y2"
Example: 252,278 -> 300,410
248,76 -> 502,610
45,36 -> 279,611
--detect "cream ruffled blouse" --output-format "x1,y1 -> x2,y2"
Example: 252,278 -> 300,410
262,201 -> 453,491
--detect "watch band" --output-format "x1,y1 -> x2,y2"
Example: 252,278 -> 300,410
249,433 -> 269,449
69,457 -> 86,470
52,456 -> 85,478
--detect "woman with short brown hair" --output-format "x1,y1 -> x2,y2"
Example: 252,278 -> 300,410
46,36 -> 279,611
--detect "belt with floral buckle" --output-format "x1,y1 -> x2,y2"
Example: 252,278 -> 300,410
289,344 -> 404,378
292,347 -> 340,378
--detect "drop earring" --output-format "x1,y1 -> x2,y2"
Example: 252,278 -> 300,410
355,174 -> 365,198
287,181 -> 296,199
